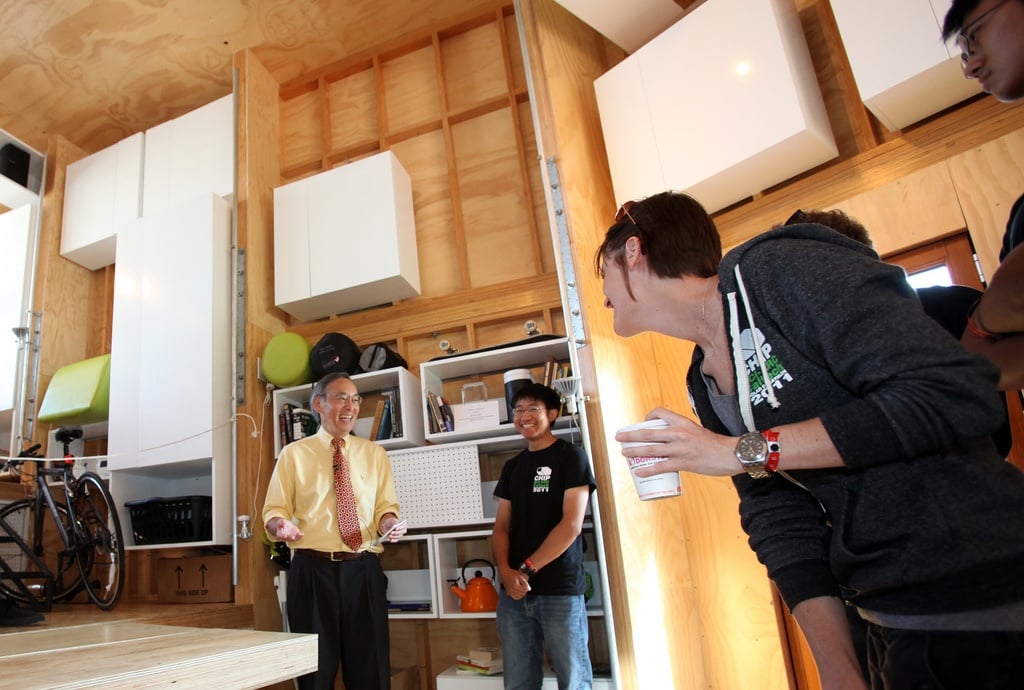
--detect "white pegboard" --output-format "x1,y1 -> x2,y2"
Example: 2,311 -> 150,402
390,445 -> 483,528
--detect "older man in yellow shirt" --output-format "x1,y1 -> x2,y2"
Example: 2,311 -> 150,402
264,372 -> 406,690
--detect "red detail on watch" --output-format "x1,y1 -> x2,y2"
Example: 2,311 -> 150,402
524,557 -> 536,572
762,429 -> 780,472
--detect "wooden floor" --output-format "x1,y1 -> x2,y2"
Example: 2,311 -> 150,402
2,598 -> 257,631
0,600 -> 318,689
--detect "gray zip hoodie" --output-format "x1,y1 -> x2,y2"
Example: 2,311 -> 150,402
687,224 -> 1024,615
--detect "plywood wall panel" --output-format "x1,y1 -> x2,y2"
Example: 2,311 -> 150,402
280,87 -> 322,172
381,46 -> 443,134
947,129 -> 1024,282
389,131 -> 461,297
327,68 -> 379,152
441,20 -> 509,114
504,12 -> 528,94
454,109 -> 536,286
833,162 -> 965,256
519,100 -> 557,275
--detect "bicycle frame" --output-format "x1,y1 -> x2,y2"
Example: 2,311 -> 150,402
0,431 -> 125,610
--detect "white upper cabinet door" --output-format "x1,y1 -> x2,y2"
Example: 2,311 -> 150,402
108,194 -> 231,468
60,133 -> 144,270
595,0 -> 837,213
273,151 -> 420,322
590,56 -> 666,209
0,204 -> 33,413
143,94 -> 234,217
831,0 -> 981,131
272,178 -> 312,310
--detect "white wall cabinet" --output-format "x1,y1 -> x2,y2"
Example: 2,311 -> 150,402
551,0 -> 684,53
0,204 -> 34,450
60,133 -> 144,270
108,193 -> 233,548
831,0 -> 981,131
594,0 -> 837,213
143,94 -> 234,216
273,151 -> 420,321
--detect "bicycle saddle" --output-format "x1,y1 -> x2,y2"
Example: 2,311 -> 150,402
54,426 -> 84,444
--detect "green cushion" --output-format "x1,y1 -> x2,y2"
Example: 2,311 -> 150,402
262,332 -> 313,387
37,354 -> 111,424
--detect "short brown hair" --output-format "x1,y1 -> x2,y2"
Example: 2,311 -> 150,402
594,192 -> 721,298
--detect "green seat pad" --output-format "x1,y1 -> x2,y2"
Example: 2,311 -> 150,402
37,353 -> 111,425
262,332 -> 313,387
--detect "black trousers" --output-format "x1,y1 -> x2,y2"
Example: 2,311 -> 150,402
866,624 -> 1024,689
287,551 -> 391,690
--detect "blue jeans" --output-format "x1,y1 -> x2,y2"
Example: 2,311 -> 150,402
866,624 -> 1024,689
497,589 -> 593,690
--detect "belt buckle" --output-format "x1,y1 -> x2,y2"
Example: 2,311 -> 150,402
330,551 -> 346,562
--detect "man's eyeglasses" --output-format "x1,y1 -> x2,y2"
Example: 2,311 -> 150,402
957,0 -> 1009,67
512,405 -> 546,417
328,393 -> 363,405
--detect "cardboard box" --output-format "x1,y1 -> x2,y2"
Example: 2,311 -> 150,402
157,554 -> 232,604
451,400 -> 507,433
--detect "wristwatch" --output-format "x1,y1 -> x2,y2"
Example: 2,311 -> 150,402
735,430 -> 780,479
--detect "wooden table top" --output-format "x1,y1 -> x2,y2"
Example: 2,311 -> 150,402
0,620 -> 317,689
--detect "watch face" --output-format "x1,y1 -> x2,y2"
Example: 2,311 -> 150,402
736,433 -> 767,462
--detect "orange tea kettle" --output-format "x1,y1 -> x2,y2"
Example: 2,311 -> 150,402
449,558 -> 499,612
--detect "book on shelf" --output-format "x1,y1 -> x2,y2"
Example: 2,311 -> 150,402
375,397 -> 393,441
368,399 -> 387,440
388,387 -> 402,438
278,407 -> 289,449
456,654 -> 503,675
542,357 -> 557,387
291,408 -> 316,441
439,395 -> 455,432
425,391 -> 444,433
469,647 -> 502,664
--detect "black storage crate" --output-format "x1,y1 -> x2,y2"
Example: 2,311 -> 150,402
125,496 -> 213,545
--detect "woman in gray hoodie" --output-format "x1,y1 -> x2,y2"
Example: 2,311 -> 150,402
601,191 -> 1024,690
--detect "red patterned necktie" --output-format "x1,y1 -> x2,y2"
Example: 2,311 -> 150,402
332,437 -> 362,551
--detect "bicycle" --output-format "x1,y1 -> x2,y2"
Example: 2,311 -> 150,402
0,426 -> 125,610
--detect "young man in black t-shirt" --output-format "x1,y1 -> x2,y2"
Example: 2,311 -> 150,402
492,383 -> 596,689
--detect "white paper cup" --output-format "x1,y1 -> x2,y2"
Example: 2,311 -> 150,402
618,419 -> 681,501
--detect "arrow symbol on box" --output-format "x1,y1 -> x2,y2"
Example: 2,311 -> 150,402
175,565 -> 184,588
200,563 -> 208,587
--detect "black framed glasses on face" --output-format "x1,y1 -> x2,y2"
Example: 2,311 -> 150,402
328,392 -> 363,405
957,0 -> 1010,67
512,405 -> 546,417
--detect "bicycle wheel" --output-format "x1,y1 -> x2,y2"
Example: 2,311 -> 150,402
72,472 -> 125,610
0,498 -> 82,607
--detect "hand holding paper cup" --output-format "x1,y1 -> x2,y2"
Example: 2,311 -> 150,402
617,419 -> 682,500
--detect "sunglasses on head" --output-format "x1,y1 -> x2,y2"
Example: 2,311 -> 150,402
615,200 -> 638,226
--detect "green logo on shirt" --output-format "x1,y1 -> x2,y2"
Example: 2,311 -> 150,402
533,466 -> 552,493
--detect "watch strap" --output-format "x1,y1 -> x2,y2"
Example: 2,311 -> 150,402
763,429 -> 780,472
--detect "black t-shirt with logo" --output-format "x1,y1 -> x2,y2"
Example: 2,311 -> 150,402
493,438 -> 596,595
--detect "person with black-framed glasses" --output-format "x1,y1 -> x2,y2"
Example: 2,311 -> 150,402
491,383 -> 596,690
942,0 -> 1024,392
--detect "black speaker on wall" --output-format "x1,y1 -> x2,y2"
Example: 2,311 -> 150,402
0,143 -> 30,188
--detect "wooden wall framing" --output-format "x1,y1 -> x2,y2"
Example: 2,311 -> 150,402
22,0 -> 1024,688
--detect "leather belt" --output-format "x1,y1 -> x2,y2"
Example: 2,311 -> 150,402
296,548 -> 373,562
